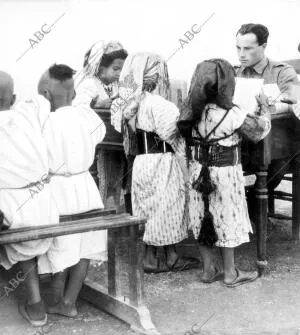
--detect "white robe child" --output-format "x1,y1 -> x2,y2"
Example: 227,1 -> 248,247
0,96 -> 59,269
38,103 -> 107,274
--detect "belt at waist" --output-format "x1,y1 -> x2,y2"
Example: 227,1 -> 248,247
49,170 -> 87,178
136,129 -> 174,155
0,173 -> 51,190
193,144 -> 241,167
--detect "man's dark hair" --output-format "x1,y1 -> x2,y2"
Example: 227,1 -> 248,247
100,49 -> 128,68
49,64 -> 76,81
237,23 -> 269,45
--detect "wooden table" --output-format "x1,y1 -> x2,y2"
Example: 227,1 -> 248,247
243,111 -> 300,275
90,109 -> 126,211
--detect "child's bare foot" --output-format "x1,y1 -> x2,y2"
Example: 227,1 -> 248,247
200,266 -> 223,283
47,300 -> 78,318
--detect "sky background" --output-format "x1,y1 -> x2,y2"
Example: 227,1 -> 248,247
0,0 -> 299,100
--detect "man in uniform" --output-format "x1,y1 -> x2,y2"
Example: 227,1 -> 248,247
235,23 -> 298,210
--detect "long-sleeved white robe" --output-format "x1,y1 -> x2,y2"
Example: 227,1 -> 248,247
37,104 -> 107,274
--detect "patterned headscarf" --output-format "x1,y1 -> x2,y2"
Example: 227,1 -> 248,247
75,40 -> 124,88
177,58 -> 236,140
111,52 -> 170,156
111,52 -> 170,133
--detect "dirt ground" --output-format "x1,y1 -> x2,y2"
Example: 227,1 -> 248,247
2,181 -> 300,335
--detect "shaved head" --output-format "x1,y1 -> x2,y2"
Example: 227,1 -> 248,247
0,71 -> 15,111
38,64 -> 76,111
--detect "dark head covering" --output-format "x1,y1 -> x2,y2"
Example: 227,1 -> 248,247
178,58 -> 236,140
177,59 -> 236,246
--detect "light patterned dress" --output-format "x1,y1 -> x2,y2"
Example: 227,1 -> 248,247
37,104 -> 107,274
189,103 -> 253,248
132,92 -> 188,246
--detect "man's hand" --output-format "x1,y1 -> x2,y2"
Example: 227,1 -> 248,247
255,92 -> 274,117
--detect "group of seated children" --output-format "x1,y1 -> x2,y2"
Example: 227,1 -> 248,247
0,64 -> 106,326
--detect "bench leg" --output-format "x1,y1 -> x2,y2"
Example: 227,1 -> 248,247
255,171 -> 268,276
81,225 -> 159,335
292,161 -> 300,240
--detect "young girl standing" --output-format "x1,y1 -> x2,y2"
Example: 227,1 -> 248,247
178,59 -> 271,287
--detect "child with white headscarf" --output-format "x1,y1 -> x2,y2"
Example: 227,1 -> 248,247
74,41 -> 128,209
111,53 -> 198,272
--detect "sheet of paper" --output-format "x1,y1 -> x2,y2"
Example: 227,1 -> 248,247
291,83 -> 300,101
233,77 -> 264,114
261,83 -> 281,104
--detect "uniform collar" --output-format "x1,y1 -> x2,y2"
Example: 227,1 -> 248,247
241,57 -> 269,74
252,57 -> 269,74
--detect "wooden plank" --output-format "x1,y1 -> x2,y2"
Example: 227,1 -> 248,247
0,214 -> 146,245
1,209 -> 116,235
268,213 -> 292,220
273,195 -> 292,202
60,208 -> 116,222
108,226 -> 144,307
81,280 -> 160,335
128,225 -> 144,307
273,190 -> 292,198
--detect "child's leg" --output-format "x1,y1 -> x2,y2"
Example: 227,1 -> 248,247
64,258 -> 89,306
220,247 -> 258,286
220,247 -> 236,283
51,270 -> 68,304
48,259 -> 90,317
144,244 -> 158,269
165,244 -> 178,267
19,258 -> 41,304
198,244 -> 219,280
19,258 -> 47,324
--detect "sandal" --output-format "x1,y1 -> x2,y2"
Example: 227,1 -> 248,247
19,300 -> 47,327
168,256 -> 200,272
144,257 -> 169,273
200,269 -> 224,284
221,268 -> 258,288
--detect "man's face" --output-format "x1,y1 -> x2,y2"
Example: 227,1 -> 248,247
236,33 -> 266,68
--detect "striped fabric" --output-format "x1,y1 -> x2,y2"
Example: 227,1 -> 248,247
132,93 -> 188,246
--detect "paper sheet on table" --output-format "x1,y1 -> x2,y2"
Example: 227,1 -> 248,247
290,83 -> 300,101
261,84 -> 281,103
233,77 -> 264,114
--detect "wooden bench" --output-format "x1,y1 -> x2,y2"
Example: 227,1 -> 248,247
0,209 -> 160,335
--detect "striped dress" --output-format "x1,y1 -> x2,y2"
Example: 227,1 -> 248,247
132,92 -> 188,246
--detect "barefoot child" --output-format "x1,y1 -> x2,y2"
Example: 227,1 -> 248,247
0,71 -> 59,326
37,64 -> 107,316
177,59 -> 271,287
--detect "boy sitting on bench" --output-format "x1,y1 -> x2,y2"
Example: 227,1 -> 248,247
0,71 -> 59,326
37,64 -> 107,317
